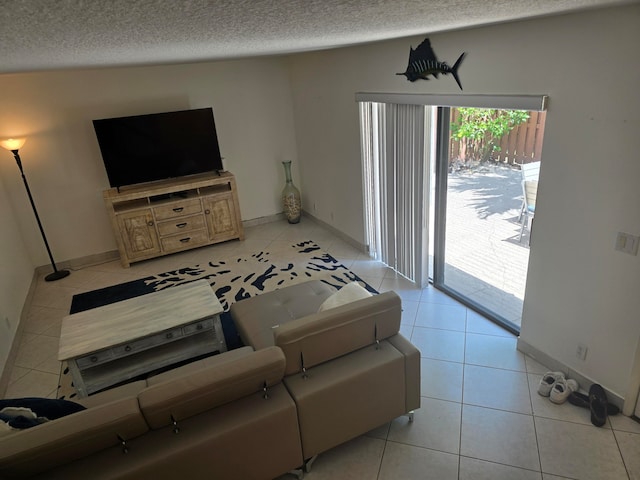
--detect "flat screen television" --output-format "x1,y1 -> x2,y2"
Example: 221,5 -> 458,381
93,107 -> 224,189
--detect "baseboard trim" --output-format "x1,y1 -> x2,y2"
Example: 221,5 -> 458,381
302,211 -> 367,253
34,250 -> 120,276
242,213 -> 286,227
517,337 -> 625,411
242,211 -> 367,253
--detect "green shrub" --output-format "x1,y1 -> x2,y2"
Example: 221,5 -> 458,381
451,108 -> 529,163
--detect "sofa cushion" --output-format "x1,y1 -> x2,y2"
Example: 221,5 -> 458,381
230,280 -> 335,349
275,290 -> 401,376
138,346 -> 286,429
318,282 -> 372,312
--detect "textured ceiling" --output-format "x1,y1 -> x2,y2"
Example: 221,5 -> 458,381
0,0 -> 631,74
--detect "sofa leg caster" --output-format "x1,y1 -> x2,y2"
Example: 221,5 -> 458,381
288,467 -> 304,479
304,455 -> 318,473
406,411 -> 415,423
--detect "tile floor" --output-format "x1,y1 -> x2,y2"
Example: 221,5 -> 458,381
3,219 -> 640,480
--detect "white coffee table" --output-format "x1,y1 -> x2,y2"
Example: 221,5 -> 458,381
58,279 -> 226,397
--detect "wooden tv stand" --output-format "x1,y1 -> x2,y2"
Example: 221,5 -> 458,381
104,172 -> 244,267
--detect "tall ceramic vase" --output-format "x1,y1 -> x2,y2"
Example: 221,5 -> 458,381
281,161 -> 301,224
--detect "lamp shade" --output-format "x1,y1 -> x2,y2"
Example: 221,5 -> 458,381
0,138 -> 26,151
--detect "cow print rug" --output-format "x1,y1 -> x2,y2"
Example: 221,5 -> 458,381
58,240 -> 374,399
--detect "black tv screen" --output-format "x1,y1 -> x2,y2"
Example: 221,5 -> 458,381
93,108 -> 223,188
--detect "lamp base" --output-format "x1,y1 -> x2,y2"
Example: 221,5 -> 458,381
45,269 -> 70,282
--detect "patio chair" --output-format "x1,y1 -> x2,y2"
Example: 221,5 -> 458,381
518,161 -> 540,221
520,180 -> 538,243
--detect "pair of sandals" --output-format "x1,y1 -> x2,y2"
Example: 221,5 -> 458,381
569,384 -> 619,427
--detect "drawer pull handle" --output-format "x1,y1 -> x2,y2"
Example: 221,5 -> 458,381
148,221 -> 154,227
176,222 -> 187,228
173,207 -> 184,213
179,237 -> 191,243
90,356 -> 98,363
166,332 -> 173,339
125,345 -> 132,352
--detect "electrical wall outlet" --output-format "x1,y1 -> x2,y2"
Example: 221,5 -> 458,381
576,343 -> 588,361
615,232 -> 639,256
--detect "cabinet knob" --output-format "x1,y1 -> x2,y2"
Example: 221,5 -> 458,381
90,356 -> 98,363
148,221 -> 154,227
205,209 -> 211,215
173,207 -> 184,213
196,324 -> 203,330
125,345 -> 132,352
166,332 -> 173,339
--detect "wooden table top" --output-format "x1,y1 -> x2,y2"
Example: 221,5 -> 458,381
58,280 -> 223,361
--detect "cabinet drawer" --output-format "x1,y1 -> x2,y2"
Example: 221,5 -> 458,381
182,318 -> 214,336
154,199 -> 202,221
111,334 -> 164,358
76,349 -> 114,369
157,214 -> 205,237
160,229 -> 209,252
148,327 -> 183,345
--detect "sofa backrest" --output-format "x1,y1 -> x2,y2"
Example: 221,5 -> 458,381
138,346 -> 286,429
0,392 -> 148,477
274,291 -> 401,376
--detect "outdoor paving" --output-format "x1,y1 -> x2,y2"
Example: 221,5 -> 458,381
443,163 -> 531,328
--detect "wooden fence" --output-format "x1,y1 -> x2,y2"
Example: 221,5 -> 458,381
449,110 -> 546,165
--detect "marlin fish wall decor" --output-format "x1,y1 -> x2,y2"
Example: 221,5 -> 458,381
396,38 -> 466,90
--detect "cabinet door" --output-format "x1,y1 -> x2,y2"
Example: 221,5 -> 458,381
116,209 -> 161,259
202,193 -> 239,242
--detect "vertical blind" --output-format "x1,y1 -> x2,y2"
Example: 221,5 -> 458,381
359,102 -> 431,287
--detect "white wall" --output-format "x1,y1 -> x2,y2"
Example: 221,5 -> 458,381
0,175 -> 34,370
288,5 -> 640,398
0,57 -> 299,267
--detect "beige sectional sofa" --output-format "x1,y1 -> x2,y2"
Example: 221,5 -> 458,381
230,280 -> 421,466
0,280 -> 420,479
0,346 -> 303,479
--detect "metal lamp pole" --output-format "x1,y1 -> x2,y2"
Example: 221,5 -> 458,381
1,139 -> 70,282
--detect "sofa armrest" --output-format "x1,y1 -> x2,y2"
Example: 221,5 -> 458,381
138,346 -> 286,429
0,396 -> 148,477
284,340 -> 406,458
274,291 -> 401,376
387,334 -> 421,412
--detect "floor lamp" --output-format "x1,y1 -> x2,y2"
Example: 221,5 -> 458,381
1,138 -> 70,282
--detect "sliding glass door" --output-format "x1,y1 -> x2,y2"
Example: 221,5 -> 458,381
359,94 -> 547,334
432,107 -> 546,333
